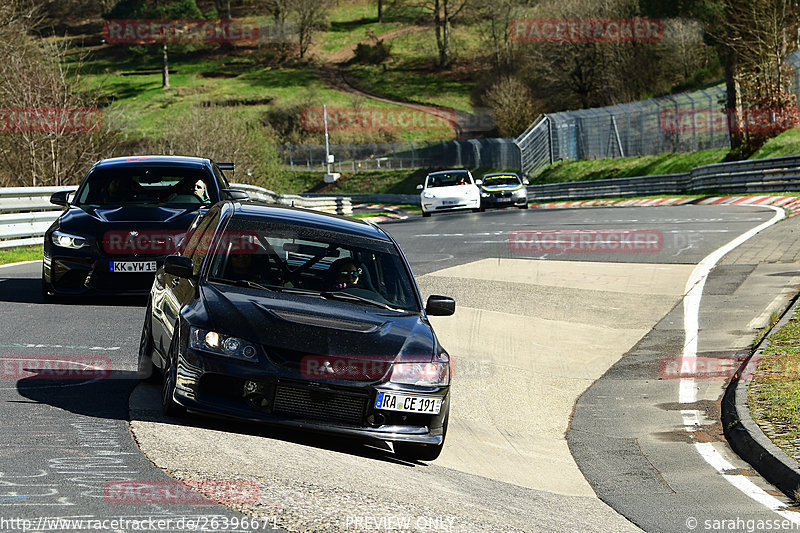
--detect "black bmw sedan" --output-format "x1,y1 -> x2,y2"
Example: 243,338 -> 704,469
139,201 -> 455,461
42,155 -> 245,297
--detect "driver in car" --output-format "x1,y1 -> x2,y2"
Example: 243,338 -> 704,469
327,258 -> 362,290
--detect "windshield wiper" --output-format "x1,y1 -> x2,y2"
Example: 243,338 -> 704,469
320,291 -> 408,312
210,278 -> 272,291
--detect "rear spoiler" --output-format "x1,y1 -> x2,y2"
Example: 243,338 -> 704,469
217,162 -> 235,171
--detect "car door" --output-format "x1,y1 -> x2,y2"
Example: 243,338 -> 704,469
155,208 -> 220,356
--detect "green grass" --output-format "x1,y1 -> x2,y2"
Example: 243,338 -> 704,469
322,2 -> 402,54
750,129 -> 800,159
748,313 -> 800,462
0,245 -> 42,265
344,25 -> 482,113
535,149 -> 729,184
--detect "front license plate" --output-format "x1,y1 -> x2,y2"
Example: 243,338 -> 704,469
497,197 -> 512,202
442,200 -> 458,206
375,392 -> 442,414
110,261 -> 157,273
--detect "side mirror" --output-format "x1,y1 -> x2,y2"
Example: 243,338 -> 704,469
416,184 -> 424,190
523,179 -> 530,185
425,295 -> 455,316
164,255 -> 194,279
222,189 -> 250,201
50,190 -> 71,207
475,179 -> 483,186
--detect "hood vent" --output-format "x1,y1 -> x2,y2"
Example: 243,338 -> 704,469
268,308 -> 380,333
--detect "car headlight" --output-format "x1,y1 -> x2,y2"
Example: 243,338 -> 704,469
51,230 -> 87,249
390,361 -> 449,386
189,327 -> 258,361
514,188 -> 526,195
422,192 -> 436,199
481,192 -> 490,198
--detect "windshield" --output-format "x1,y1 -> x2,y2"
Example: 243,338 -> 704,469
425,172 -> 472,187
207,219 -> 420,312
483,175 -> 521,186
74,166 -> 214,207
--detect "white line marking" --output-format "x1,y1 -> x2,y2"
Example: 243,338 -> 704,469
745,286 -> 800,330
678,205 -> 799,520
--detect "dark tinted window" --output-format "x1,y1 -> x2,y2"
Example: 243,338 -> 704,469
74,166 -> 214,206
207,218 -> 420,311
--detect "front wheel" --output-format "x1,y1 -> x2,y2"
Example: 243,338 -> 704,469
137,305 -> 158,383
521,202 -> 529,209
41,265 -> 53,301
161,334 -> 186,417
422,211 -> 431,218
394,412 -> 448,462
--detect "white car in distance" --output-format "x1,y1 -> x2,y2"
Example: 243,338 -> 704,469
417,170 -> 481,218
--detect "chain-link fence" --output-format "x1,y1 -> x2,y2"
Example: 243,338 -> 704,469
279,139 -> 520,172
516,85 -> 733,177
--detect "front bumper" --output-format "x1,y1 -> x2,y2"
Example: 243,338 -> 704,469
421,197 -> 480,214
44,246 -> 164,296
171,347 -> 449,445
481,191 -> 528,208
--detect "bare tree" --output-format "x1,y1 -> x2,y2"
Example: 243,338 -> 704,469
213,0 -> 231,19
395,0 -> 472,67
0,2 -> 119,187
291,0 -> 331,59
478,0 -> 521,69
711,0 -> 800,155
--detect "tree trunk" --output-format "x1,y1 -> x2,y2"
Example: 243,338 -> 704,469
434,0 -> 448,67
162,43 -> 170,89
378,0 -> 383,23
724,48 -> 741,153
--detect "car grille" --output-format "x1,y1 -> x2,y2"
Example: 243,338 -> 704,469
87,271 -> 155,292
273,384 -> 366,425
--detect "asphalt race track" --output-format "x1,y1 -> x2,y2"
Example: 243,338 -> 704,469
0,204 -> 798,532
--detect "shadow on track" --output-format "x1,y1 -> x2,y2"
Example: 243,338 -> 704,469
15,369 -> 413,466
0,277 -> 147,306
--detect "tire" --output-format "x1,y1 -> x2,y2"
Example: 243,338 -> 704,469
394,411 -> 448,462
161,332 -> 186,417
521,202 -> 529,209
137,305 -> 158,383
422,211 -> 431,218
479,205 -> 485,212
471,208 -> 481,213
41,265 -> 53,301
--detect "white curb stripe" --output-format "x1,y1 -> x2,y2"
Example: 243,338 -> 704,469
678,205 -> 799,521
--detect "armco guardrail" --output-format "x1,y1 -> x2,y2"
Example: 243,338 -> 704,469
0,187 -> 72,249
528,155 -> 800,202
231,184 -> 352,215
0,184 -> 352,249
301,192 -> 420,205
